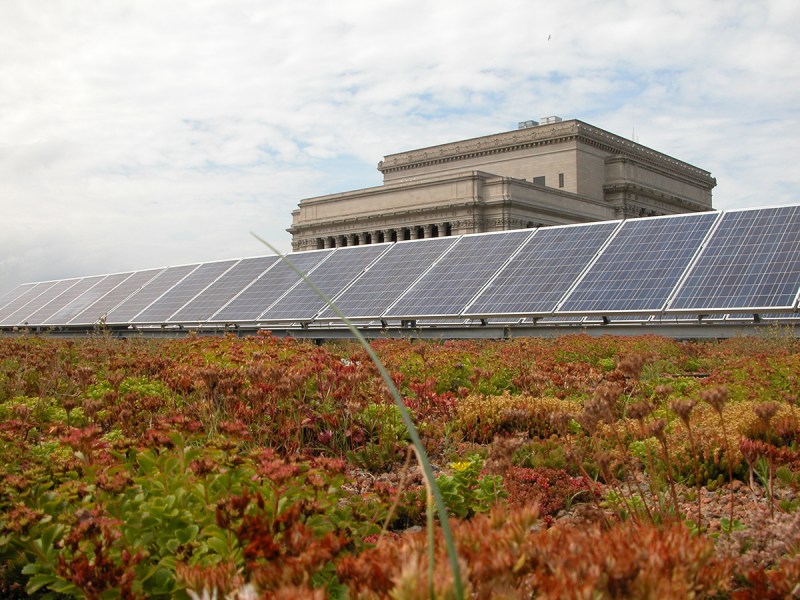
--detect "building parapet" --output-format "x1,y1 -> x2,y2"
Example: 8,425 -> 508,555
379,120 -> 715,187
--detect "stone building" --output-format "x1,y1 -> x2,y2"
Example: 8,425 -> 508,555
288,117 -> 716,251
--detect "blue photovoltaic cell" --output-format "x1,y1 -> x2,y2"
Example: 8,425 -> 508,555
170,256 -> 278,322
44,273 -> 135,325
319,237 -> 458,320
669,206 -> 800,311
25,276 -> 109,325
0,283 -> 56,323
105,265 -> 199,324
259,245 -> 390,321
210,251 -> 332,322
132,260 -> 238,323
386,230 -> 534,318
1,279 -> 81,326
465,222 -> 620,316
558,212 -> 718,313
69,269 -> 163,325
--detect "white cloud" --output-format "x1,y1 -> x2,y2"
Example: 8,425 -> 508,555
1,0 -> 798,293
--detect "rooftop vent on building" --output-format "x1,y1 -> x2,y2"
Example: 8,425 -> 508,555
540,115 -> 563,125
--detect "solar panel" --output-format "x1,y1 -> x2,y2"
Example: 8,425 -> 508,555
1,279 -> 82,326
258,245 -> 390,321
23,275 -> 108,326
131,260 -> 238,323
210,251 -> 332,322
464,222 -> 620,317
105,265 -> 200,324
43,273 -> 135,325
557,213 -> 718,314
318,237 -> 458,320
4,205 -> 800,334
169,256 -> 278,323
668,206 -> 800,312
69,269 -> 163,325
386,230 -> 534,318
0,282 -> 58,324
0,284 -> 35,313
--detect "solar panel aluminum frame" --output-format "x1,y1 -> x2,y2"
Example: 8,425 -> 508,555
314,236 -> 461,322
27,277 -> 106,326
41,275 -> 121,326
44,271 -> 137,326
203,257 -> 281,323
105,263 -> 202,324
375,236 -> 463,319
166,255 -> 288,325
0,282 -> 59,325
4,278 -> 83,327
384,229 -> 536,320
664,204 -> 800,315
167,256 -> 281,324
255,243 -> 394,325
68,268 -> 166,325
250,249 -> 339,323
155,258 -> 245,324
206,247 -> 333,324
0,284 -> 35,313
131,260 -> 244,325
551,212 -> 720,318
462,220 -> 624,319
657,210 -> 727,316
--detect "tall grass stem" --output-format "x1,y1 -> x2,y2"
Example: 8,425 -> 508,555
250,233 -> 464,599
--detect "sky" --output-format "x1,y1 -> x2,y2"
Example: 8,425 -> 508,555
1,0 -> 798,294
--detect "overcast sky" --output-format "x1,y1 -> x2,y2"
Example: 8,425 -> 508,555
1,0 -> 798,294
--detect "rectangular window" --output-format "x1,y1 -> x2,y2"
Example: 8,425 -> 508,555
558,173 -> 565,188
533,176 -> 546,186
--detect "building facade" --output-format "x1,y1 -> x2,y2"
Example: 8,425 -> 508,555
288,118 -> 716,251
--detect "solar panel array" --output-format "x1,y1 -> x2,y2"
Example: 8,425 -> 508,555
464,222 -> 620,316
558,212 -> 718,314
2,205 -> 799,331
668,206 -> 800,312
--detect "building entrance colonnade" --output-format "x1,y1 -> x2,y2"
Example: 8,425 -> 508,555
314,223 -> 452,249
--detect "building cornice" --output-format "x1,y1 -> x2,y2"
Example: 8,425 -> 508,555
602,181 -> 714,213
298,170 -> 497,207
378,120 -> 715,186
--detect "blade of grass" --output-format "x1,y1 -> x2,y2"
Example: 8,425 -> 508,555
250,233 -> 464,599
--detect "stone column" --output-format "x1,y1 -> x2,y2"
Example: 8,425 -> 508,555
422,224 -> 433,239
437,223 -> 448,237
383,229 -> 395,243
358,232 -> 368,245
323,237 -> 334,249
347,233 -> 357,246
409,226 -> 419,240
291,240 -> 301,252
336,235 -> 347,247
372,230 -> 382,244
